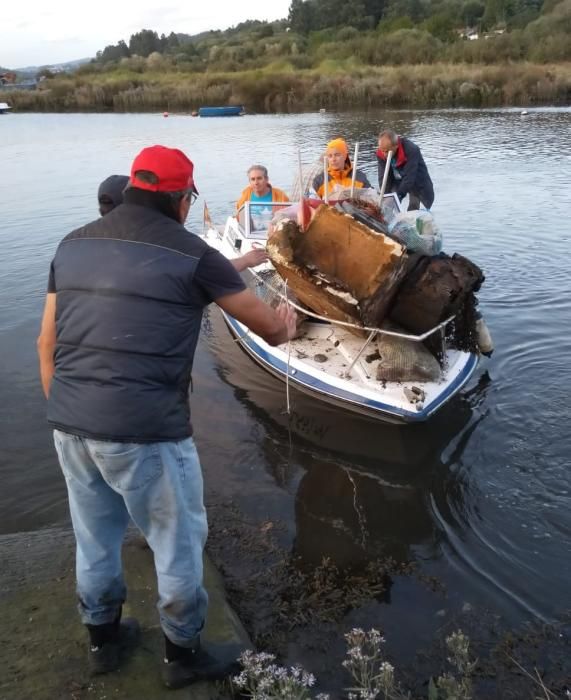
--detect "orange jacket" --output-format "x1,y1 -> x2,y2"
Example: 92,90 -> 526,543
312,161 -> 371,199
236,185 -> 289,212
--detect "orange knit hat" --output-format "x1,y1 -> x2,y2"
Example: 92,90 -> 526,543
326,138 -> 349,155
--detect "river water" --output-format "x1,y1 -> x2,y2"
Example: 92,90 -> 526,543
1,110 -> 570,670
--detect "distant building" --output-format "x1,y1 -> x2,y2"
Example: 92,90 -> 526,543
0,71 -> 17,85
0,79 -> 38,91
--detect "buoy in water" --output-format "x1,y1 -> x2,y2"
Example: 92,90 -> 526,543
319,108 -> 326,113
521,109 -> 528,116
476,317 -> 494,357
163,111 -> 169,118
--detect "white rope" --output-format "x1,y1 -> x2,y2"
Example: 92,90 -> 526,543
248,267 -> 454,342
283,278 -> 292,415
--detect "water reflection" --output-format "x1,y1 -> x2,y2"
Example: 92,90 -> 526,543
209,303 -> 491,575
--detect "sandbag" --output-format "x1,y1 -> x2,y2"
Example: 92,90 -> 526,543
376,324 -> 441,383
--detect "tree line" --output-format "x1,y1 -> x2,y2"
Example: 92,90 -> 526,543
83,0 -> 569,73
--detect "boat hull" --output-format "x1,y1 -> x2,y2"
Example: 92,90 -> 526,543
220,310 -> 479,424
198,106 -> 244,117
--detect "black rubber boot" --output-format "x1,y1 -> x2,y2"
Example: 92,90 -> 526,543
162,635 -> 243,689
86,617 -> 140,675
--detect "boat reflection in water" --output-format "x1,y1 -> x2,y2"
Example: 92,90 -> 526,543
206,307 -> 490,571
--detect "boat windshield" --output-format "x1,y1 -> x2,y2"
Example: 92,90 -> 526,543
236,201 -> 291,240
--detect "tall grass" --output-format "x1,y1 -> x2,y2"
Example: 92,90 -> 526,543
7,62 -> 571,112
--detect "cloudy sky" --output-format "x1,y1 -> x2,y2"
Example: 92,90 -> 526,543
2,0 -> 291,68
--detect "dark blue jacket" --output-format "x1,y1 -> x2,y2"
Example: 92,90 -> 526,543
47,200 -> 243,442
377,137 -> 434,205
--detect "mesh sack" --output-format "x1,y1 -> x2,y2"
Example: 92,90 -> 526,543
388,211 -> 443,256
376,325 -> 441,383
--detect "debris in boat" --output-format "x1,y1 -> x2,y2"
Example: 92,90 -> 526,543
390,253 -> 484,355
376,325 -> 441,383
313,354 -> 328,363
365,351 -> 381,363
337,198 -> 389,236
325,286 -> 359,305
403,387 -> 426,404
387,210 -> 443,256
267,204 -> 407,334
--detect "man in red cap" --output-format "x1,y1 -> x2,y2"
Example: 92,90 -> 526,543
37,145 -> 296,689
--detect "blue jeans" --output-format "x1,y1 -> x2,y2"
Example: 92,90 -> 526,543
53,430 -> 208,647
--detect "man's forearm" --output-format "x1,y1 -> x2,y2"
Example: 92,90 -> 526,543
231,258 -> 247,273
38,342 -> 55,399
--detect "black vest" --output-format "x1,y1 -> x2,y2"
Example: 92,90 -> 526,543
47,202 -> 211,442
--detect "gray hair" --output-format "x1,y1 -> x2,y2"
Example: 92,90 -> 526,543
247,164 -> 269,178
379,129 -> 399,146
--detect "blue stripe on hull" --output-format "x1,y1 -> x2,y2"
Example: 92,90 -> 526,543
221,312 -> 479,423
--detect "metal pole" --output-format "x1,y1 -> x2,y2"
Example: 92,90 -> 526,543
379,150 -> 393,201
323,156 -> 329,204
297,149 -> 304,199
343,330 -> 377,378
350,141 -> 360,198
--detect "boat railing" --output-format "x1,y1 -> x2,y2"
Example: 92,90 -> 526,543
248,265 -> 454,343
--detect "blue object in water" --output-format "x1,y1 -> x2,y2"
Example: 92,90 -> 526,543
198,105 -> 244,117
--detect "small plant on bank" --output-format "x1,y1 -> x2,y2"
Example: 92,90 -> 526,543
428,631 -> 477,700
233,649 -> 329,700
234,628 -> 477,700
343,628 -> 410,700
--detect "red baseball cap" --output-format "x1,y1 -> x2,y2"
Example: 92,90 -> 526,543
129,145 -> 198,194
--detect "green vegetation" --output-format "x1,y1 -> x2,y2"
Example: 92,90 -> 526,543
234,628 -> 478,699
7,0 -> 571,111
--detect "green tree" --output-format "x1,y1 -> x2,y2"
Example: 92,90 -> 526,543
462,0 -> 485,25
482,0 -> 507,27
288,0 -> 317,33
96,40 -> 130,63
423,12 -> 456,40
128,29 -> 163,57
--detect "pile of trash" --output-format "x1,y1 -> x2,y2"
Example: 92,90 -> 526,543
266,190 -> 491,381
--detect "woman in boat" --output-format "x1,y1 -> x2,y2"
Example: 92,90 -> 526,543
312,138 -> 372,199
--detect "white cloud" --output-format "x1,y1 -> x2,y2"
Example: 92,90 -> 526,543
1,0 -> 291,68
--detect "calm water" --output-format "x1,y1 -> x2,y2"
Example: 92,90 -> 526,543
1,110 -> 570,633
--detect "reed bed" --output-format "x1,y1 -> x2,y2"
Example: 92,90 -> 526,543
7,62 -> 571,112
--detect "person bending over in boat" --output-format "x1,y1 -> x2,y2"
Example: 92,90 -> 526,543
377,130 -> 434,211
312,138 -> 372,199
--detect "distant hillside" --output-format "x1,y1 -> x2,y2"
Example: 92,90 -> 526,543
14,58 -> 91,76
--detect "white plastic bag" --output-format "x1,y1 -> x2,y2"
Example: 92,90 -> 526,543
387,210 -> 443,256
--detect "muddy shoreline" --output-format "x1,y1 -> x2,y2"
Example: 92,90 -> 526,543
206,496 -> 570,699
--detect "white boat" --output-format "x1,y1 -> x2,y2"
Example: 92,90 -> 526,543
204,198 -> 479,424
0,102 -> 12,114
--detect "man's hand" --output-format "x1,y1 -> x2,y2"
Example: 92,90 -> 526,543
275,302 -> 298,342
216,289 -> 297,346
232,248 -> 269,272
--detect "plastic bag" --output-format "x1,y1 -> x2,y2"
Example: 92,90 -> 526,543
387,210 -> 443,256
